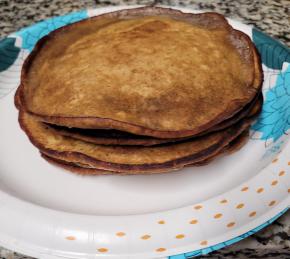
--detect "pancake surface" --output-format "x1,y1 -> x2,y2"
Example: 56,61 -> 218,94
20,7 -> 260,138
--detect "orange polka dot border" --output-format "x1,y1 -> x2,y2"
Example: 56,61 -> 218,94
116,232 -> 126,237
141,235 -> 151,240
97,248 -> 108,253
176,234 -> 185,239
194,205 -> 203,210
156,248 -> 166,252
65,236 -> 76,241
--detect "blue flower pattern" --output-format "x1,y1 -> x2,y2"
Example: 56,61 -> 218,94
0,38 -> 20,72
0,11 -> 88,99
15,10 -> 88,51
252,64 -> 290,142
251,28 -> 290,145
0,37 -> 22,99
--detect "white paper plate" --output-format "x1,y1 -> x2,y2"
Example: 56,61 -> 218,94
0,5 -> 289,259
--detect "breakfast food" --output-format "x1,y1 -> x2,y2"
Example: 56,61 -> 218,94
40,129 -> 251,174
42,92 -> 262,146
19,111 -> 256,174
16,7 -> 263,175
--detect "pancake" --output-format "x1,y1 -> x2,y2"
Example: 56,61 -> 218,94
15,52 -> 262,147
15,46 -> 262,147
19,7 -> 262,138
44,92 -> 262,146
15,80 -> 262,146
226,129 -> 250,154
19,111 -> 254,174
41,154 -> 113,175
40,128 -> 250,174
46,125 -> 181,146
14,86 -> 21,110
15,48 -> 262,145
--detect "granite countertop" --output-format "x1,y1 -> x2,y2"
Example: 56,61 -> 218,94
0,0 -> 289,258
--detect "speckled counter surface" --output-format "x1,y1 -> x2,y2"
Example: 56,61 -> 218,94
0,0 -> 289,258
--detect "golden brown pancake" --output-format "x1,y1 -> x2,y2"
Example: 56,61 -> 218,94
41,154 -> 113,175
226,129 -> 250,154
15,38 -> 262,147
45,125 -> 181,146
44,93 -> 262,146
188,129 -> 250,166
15,80 -> 262,146
193,99 -> 262,167
19,111 -> 254,174
19,7 -> 262,138
40,128 -> 250,174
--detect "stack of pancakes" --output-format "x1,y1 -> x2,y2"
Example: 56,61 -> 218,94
15,7 -> 263,175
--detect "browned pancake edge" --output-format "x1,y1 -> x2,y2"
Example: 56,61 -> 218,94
19,110 -> 254,174
41,128 -> 250,174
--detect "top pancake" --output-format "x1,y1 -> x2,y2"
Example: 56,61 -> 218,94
19,7 -> 261,138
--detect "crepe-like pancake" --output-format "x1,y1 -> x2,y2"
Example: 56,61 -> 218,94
15,48 -> 262,146
15,81 -> 262,146
15,49 -> 262,147
46,125 -> 181,146
19,7 -> 262,138
45,93 -> 262,146
40,128 -> 250,174
226,129 -> 250,154
15,45 -> 261,146
193,130 -> 250,166
19,111 -> 254,174
41,154 -> 112,175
